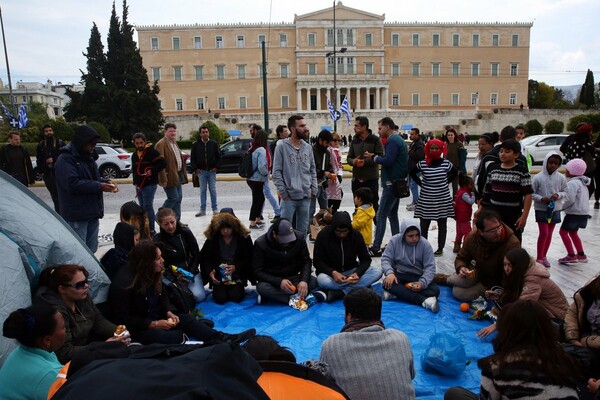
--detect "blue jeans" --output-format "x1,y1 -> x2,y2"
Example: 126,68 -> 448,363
386,272 -> 440,306
68,219 -> 100,253
372,185 -> 400,251
409,175 -> 420,204
308,185 -> 328,229
280,198 -> 310,236
197,170 -> 217,213
317,266 -> 383,294
262,180 -> 280,217
138,184 -> 157,232
163,183 -> 183,220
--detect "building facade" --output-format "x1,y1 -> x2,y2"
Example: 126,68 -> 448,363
136,3 -> 532,117
0,80 -> 68,118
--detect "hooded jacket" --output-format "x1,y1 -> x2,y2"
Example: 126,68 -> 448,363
561,175 -> 591,215
153,223 -> 201,276
531,151 -> 568,212
252,223 -> 312,287
100,222 -> 137,280
55,126 -> 104,222
381,218 -> 436,289
313,211 -> 372,277
272,138 -> 317,200
518,260 -> 568,320
352,205 -> 375,245
564,275 -> 600,349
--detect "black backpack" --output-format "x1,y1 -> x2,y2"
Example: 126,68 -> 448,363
238,151 -> 255,178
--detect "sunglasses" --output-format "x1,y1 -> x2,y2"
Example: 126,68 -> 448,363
64,279 -> 89,290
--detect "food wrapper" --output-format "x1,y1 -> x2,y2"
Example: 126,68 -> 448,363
114,325 -> 129,338
288,293 -> 317,311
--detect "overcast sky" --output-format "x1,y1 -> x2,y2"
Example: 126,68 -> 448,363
1,0 -> 598,88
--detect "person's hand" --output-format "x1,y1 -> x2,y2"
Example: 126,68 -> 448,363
332,270 -> 346,284
363,151 -> 373,159
224,264 -> 236,274
458,267 -> 471,278
541,197 -> 550,204
152,320 -> 173,330
514,215 -> 527,231
383,274 -> 398,290
587,378 -> 600,394
100,182 -> 119,193
346,273 -> 360,284
477,324 -> 497,338
297,281 -> 308,298
484,290 -> 501,301
407,282 -> 422,291
159,181 -> 167,188
551,193 -> 559,201
209,270 -> 220,285
166,312 -> 180,326
353,158 -> 364,168
280,279 -> 295,293
146,169 -> 153,177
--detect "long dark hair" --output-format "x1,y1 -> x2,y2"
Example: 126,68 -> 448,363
578,274 -> 600,336
501,248 -> 532,304
39,264 -> 88,293
3,304 -> 60,348
479,300 -> 582,386
129,240 -> 162,294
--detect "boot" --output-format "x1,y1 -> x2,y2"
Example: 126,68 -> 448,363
220,328 -> 256,345
433,273 -> 449,286
453,241 -> 461,253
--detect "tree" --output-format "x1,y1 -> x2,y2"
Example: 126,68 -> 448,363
544,119 -> 564,133
567,113 -> 600,133
525,119 -> 543,135
528,80 -> 554,109
579,69 -> 596,109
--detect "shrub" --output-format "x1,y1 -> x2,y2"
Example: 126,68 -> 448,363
544,119 -> 564,134
525,119 -> 543,135
87,121 -> 111,143
567,113 -> 600,133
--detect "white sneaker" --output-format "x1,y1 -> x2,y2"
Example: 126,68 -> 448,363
422,296 -> 439,313
382,290 -> 396,301
256,294 -> 262,305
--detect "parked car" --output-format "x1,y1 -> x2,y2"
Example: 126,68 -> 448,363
520,134 -> 569,165
94,144 -> 132,179
186,139 -> 271,174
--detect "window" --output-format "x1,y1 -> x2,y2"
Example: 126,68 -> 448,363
490,93 -> 498,105
196,97 -> 205,110
279,33 -> 287,47
215,35 -> 223,48
337,57 -> 344,74
432,93 -> 439,106
472,34 -> 479,47
172,37 -> 180,50
258,34 -> 266,45
365,63 -> 374,75
452,63 -> 460,76
412,63 -> 420,77
347,57 -> 354,74
509,93 -> 517,105
218,97 -> 226,109
308,63 -> 316,75
281,95 -> 289,108
239,97 -> 247,109
391,33 -> 399,46
412,93 -> 419,106
452,34 -> 460,46
22,96 -> 26,102
151,67 -> 161,81
392,94 -> 399,106
158,99 -> 162,109
365,33 -> 372,46
451,93 -> 459,106
194,36 -> 202,49
346,29 -> 354,46
237,65 -> 246,79
151,37 -> 159,51
327,29 -> 334,46
327,57 -> 335,74
510,63 -> 518,76
412,34 -> 419,46
511,34 -> 519,47
432,33 -> 440,47
431,63 -> 440,77
491,63 -> 499,76
259,96 -> 264,108
471,63 -> 480,77
492,34 -> 499,47
173,66 -> 182,81
471,93 -> 479,105
258,64 -> 263,78
280,64 -> 288,78
194,66 -> 203,80
308,33 -> 315,46
337,29 -> 344,46
392,63 -> 400,76
175,98 -> 183,110
237,35 -> 245,48
216,65 -> 225,80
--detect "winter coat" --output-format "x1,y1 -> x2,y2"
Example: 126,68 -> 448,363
564,275 -> 600,349
531,151 -> 567,212
153,223 -> 201,276
0,144 -> 35,184
189,138 -> 220,171
373,133 -> 408,185
347,132 -> 384,181
155,137 -> 188,188
454,187 -> 475,223
314,211 -> 372,277
36,136 -> 65,174
132,143 -> 166,187
312,143 -> 333,184
518,261 -> 568,320
100,222 -> 137,280
407,138 -> 425,171
352,204 -> 375,246
561,175 -> 591,215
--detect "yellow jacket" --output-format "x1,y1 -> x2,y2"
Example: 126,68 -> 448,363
352,205 -> 375,245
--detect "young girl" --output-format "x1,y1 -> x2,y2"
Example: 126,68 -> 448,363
453,173 -> 475,253
531,152 -> 567,267
559,158 -> 591,264
326,133 -> 344,213
410,139 -> 457,256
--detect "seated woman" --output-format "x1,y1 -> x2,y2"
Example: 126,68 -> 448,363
0,304 -> 65,400
153,207 -> 205,303
35,264 -> 130,364
445,300 -> 582,400
100,222 -> 140,280
200,210 -> 253,304
477,248 -> 568,338
120,201 -> 152,239
109,240 -> 255,345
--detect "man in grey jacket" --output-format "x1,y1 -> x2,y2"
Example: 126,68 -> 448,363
272,115 -> 317,237
318,288 -> 416,400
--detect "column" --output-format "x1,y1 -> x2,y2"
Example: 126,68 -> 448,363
297,88 -> 303,112
356,88 -> 361,110
382,88 -> 388,111
346,87 -> 351,109
375,87 -> 380,110
316,87 -> 322,111
365,87 -> 371,110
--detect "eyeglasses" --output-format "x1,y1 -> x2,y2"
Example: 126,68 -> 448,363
64,279 -> 89,290
482,225 -> 502,234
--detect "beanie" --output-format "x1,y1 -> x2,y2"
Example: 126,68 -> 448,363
576,123 -> 593,135
565,159 -> 587,177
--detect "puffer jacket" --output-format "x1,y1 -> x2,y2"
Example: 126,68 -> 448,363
519,261 -> 568,320
153,223 -> 201,276
564,275 -> 600,349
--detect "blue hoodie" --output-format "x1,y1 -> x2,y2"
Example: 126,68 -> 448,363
531,151 -> 567,212
381,218 -> 436,288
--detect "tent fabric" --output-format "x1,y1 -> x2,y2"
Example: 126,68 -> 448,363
0,171 -> 111,366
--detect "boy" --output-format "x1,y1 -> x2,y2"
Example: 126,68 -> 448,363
481,139 -> 533,242
352,187 -> 375,246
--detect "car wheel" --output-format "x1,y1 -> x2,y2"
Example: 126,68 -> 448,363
100,164 -> 119,180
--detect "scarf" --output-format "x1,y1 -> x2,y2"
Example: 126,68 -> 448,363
341,319 -> 385,333
425,138 -> 447,165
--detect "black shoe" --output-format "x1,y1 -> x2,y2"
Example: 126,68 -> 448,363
312,290 -> 327,302
198,318 -> 215,328
327,289 -> 345,303
368,246 -> 383,257
220,328 -> 256,345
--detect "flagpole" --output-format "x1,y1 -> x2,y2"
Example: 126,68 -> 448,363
0,6 -> 15,114
332,1 -> 337,132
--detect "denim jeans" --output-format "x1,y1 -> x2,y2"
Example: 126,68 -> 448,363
372,185 -> 400,251
280,198 -> 310,236
138,184 -> 157,232
262,180 -> 280,217
197,170 -> 217,213
386,272 -> 440,306
163,184 -> 183,220
409,175 -> 420,204
308,185 -> 328,229
68,219 -> 100,253
317,266 -> 383,294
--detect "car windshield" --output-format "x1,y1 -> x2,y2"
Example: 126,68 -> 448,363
520,136 -> 539,146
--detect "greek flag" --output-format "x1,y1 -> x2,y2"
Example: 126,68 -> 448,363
340,96 -> 351,125
18,104 -> 28,129
326,96 -> 336,122
0,101 -> 19,129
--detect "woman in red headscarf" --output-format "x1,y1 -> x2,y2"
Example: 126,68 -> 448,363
409,139 -> 458,256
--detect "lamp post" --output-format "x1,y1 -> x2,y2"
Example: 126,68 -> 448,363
326,1 -> 347,132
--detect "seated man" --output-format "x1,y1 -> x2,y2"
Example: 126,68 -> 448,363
314,211 -> 382,301
381,218 -> 440,313
253,218 -> 325,304
446,209 -> 520,301
318,288 -> 416,400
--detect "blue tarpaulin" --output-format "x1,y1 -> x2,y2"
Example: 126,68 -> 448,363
200,285 -> 493,399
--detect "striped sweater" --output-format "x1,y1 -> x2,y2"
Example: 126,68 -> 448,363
482,162 -> 533,209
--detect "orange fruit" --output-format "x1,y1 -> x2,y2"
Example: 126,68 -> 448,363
460,303 -> 470,312
290,284 -> 297,293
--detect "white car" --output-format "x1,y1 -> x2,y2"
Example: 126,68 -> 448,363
95,144 -> 132,179
520,134 -> 569,165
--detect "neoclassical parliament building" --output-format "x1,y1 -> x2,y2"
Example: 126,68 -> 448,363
136,2 -> 532,117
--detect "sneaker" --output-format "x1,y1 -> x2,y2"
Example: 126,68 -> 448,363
368,246 -> 383,257
422,296 -> 439,313
195,211 -> 206,217
434,249 -> 443,257
382,290 -> 397,301
406,203 -> 416,211
326,290 -> 345,303
256,294 -> 262,305
537,258 -> 551,268
249,224 -> 263,230
577,255 -> 588,263
558,255 -> 578,265
595,201 -> 599,210
312,290 -> 327,303
433,273 -> 449,286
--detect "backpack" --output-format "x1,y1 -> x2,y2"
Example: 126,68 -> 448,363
238,151 -> 255,178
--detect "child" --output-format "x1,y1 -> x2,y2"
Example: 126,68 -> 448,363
481,139 -> 533,243
453,173 -> 475,253
531,152 -> 567,267
326,133 -> 344,213
558,158 -> 591,264
352,187 -> 375,246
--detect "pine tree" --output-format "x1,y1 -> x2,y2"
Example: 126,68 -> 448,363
579,69 -> 596,109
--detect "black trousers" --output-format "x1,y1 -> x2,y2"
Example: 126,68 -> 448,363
247,180 -> 265,221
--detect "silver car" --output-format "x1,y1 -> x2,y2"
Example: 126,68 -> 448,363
521,134 -> 569,165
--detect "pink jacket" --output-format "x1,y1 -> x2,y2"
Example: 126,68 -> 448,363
520,261 -> 568,320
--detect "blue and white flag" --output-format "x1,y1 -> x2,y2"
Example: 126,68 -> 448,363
326,96 -> 336,122
340,96 -> 351,125
18,103 -> 28,129
0,101 -> 19,129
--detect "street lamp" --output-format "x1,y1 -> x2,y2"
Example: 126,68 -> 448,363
326,1 -> 347,132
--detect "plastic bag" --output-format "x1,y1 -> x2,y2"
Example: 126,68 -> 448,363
421,332 -> 467,376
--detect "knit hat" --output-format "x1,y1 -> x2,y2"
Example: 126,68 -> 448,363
576,123 -> 593,135
565,159 -> 587,177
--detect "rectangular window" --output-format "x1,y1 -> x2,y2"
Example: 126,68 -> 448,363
175,98 -> 183,110
392,94 -> 399,106
431,63 -> 440,77
471,63 -> 480,77
327,29 -> 334,46
509,93 -> 517,105
432,93 -> 439,106
239,97 -> 247,109
365,63 -> 374,75
452,63 -> 460,76
279,33 -> 287,47
259,96 -> 264,108
412,33 -> 419,46
194,36 -> 202,49
412,93 -> 419,106
216,65 -> 225,80
258,64 -> 263,78
218,97 -> 226,109
492,34 -> 499,47
490,93 -> 498,105
258,34 -> 266,45
365,33 -> 372,46
451,93 -> 459,106
512,34 -> 519,47
237,65 -> 246,79
215,35 -> 223,49
308,33 -> 315,46
452,33 -> 460,46
471,93 -> 479,105
172,37 -> 180,50
237,35 -> 245,48
281,95 -> 289,108
391,33 -> 399,46
151,37 -> 159,51
173,66 -> 182,81
432,33 -> 440,47
392,63 -> 400,76
337,57 -> 344,74
280,64 -> 288,78
412,63 -> 420,77
308,63 -> 316,75
491,63 -> 499,76
510,63 -> 518,76
194,66 -> 203,80
346,57 -> 354,74
337,29 -> 344,46
346,29 -> 354,46
327,57 -> 335,74
22,96 -> 26,103
196,97 -> 205,110
151,67 -> 161,81
472,34 -> 479,47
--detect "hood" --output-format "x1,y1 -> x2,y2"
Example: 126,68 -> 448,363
571,175 -> 591,186
331,211 -> 352,231
358,205 -> 376,220
71,125 -> 101,155
35,285 -> 66,308
399,218 -> 421,242
541,151 -> 563,177
203,212 -> 250,239
526,259 -> 550,279
113,222 -> 137,251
